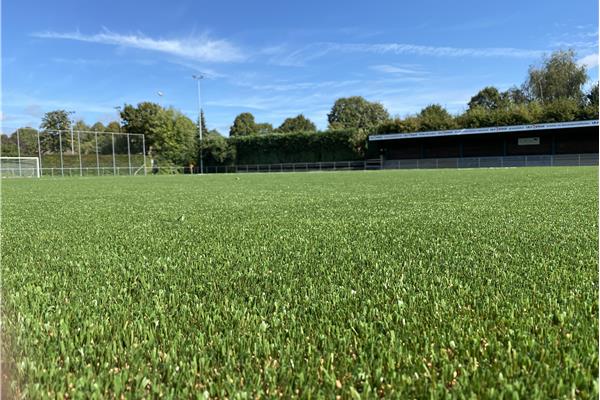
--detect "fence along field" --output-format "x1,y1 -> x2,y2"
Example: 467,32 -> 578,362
0,128 -> 147,176
2,168 -> 598,398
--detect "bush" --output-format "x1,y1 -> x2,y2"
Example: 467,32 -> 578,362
227,130 -> 361,165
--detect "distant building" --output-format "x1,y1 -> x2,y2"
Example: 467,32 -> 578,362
369,120 -> 598,167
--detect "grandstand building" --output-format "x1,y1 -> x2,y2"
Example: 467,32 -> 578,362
369,120 -> 599,168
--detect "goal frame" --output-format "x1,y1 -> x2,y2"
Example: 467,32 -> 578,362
0,156 -> 41,178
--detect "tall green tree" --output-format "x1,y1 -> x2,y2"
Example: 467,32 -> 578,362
278,114 -> 317,133
0,134 -> 18,156
8,127 -> 39,156
39,110 -> 72,153
73,120 -> 90,132
580,82 -> 600,119
120,102 -> 197,164
167,109 -> 198,164
501,86 -> 529,105
255,123 -> 274,134
229,112 -> 257,137
468,87 -> 504,110
199,110 -> 208,134
417,104 -> 456,131
586,82 -> 599,108
327,96 -> 390,131
525,50 -> 588,103
106,121 -> 121,132
91,122 -> 106,132
202,130 -> 235,166
376,116 -> 421,134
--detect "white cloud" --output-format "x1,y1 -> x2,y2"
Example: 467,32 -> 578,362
32,29 -> 244,63
369,64 -> 426,75
577,53 -> 599,69
230,79 -> 362,92
273,42 -> 545,66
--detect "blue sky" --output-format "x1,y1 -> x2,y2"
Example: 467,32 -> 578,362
2,0 -> 598,134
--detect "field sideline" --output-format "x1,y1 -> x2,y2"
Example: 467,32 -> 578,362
2,167 -> 598,398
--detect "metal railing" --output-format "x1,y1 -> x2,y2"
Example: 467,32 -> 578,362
202,154 -> 597,174
382,153 -> 599,169
8,153 -> 595,177
204,160 -> 383,174
39,166 -> 147,177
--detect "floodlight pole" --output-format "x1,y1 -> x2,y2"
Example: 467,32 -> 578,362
192,74 -> 204,174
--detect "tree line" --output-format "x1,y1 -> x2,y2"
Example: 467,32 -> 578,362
3,49 -> 598,166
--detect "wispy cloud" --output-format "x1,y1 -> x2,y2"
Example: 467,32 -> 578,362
369,64 -> 426,75
578,53 -> 599,69
229,79 -> 362,92
271,42 -> 545,66
551,40 -> 598,49
32,29 -> 245,63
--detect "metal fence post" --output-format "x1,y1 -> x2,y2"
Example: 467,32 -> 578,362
37,130 -> 43,177
16,128 -> 22,177
127,133 -> 132,175
142,135 -> 147,176
59,131 -> 64,177
95,132 -> 100,176
77,130 -> 83,176
111,133 -> 116,176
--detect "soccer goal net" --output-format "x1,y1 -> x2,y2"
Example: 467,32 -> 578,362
0,157 -> 40,178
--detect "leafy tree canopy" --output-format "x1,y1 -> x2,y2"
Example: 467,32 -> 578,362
328,96 -> 390,131
468,87 -> 504,110
229,112 -> 257,137
418,104 -> 456,131
278,114 -> 317,133
525,49 -> 588,103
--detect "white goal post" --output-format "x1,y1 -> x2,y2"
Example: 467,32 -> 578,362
0,157 -> 40,178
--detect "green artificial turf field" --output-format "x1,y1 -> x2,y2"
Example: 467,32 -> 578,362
2,167 -> 598,398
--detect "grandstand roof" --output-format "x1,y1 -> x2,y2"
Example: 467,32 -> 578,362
369,120 -> 599,141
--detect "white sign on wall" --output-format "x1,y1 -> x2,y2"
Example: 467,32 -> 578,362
518,137 -> 540,145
